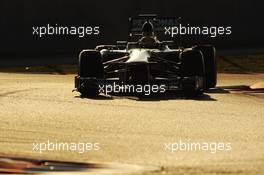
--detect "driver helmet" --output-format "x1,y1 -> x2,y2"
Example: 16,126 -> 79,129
142,21 -> 154,37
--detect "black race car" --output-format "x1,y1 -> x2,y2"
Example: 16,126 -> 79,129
74,15 -> 217,97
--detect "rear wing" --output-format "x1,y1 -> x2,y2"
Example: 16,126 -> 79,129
128,14 -> 181,40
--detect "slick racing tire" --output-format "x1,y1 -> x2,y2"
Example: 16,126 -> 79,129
79,50 -> 103,77
78,50 -> 103,97
180,49 -> 205,97
193,45 -> 217,89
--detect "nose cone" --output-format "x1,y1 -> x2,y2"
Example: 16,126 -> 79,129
126,49 -> 150,63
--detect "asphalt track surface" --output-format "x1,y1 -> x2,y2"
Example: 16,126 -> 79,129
0,73 -> 263,175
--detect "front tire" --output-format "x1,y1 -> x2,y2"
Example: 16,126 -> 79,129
180,49 -> 205,97
78,50 -> 103,97
193,45 -> 217,89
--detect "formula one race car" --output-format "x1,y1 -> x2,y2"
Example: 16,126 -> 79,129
74,15 -> 217,97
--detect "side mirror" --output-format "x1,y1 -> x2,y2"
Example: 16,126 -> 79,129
117,40 -> 127,45
116,41 -> 128,49
161,41 -> 174,47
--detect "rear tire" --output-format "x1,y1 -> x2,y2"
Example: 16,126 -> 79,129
78,50 -> 103,97
180,49 -> 205,97
193,45 -> 217,89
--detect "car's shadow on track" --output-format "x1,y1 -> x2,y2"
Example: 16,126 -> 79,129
76,90 -> 224,101
133,87 -> 237,101
76,85 -> 264,101
206,87 -> 230,94
133,92 -> 217,101
77,95 -> 114,100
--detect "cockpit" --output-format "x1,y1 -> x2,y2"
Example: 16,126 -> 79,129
138,21 -> 159,47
